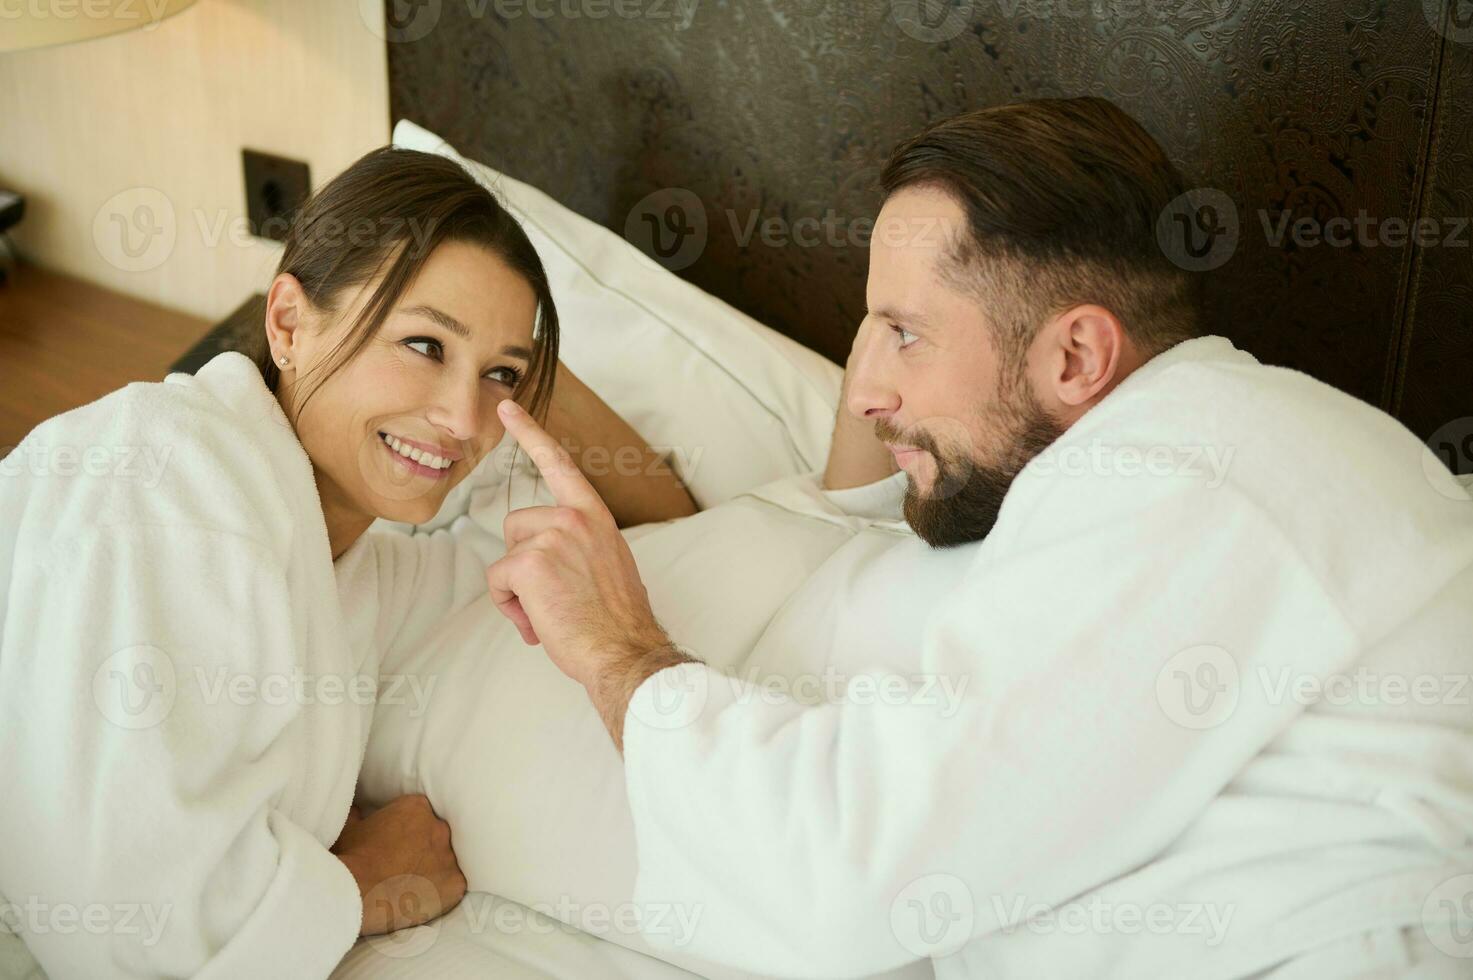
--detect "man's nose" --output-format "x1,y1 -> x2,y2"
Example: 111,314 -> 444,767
845,333 -> 900,421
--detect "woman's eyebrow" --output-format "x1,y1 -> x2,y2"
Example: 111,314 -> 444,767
401,304 -> 532,361
402,303 -> 472,339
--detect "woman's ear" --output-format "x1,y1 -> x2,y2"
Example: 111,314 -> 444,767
264,273 -> 309,363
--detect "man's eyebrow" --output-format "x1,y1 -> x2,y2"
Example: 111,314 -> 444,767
401,304 -> 532,361
866,306 -> 932,328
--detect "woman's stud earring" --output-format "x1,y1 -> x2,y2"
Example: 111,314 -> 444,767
279,356 -> 289,366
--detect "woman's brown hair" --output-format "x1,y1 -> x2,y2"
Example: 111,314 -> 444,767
245,146 -> 559,423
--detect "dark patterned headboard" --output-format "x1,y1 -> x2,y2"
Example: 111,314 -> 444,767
386,0 -> 1473,471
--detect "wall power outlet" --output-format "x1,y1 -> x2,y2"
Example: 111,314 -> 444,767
242,149 -> 310,243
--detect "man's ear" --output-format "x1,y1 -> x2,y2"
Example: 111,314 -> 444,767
1038,304 -> 1127,410
264,273 -> 310,362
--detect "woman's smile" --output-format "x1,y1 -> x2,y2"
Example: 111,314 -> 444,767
378,429 -> 458,479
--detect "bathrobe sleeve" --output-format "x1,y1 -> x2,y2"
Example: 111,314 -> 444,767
619,478 -> 1365,977
0,522 -> 362,979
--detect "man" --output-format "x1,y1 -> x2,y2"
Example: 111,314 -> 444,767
485,97 -> 1473,978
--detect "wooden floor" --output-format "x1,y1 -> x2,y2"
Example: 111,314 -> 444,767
0,263 -> 213,448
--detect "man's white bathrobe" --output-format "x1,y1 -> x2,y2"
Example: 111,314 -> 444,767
0,352 -> 498,978
620,336 -> 1473,979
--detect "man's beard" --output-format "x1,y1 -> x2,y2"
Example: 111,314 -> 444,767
878,382 -> 1064,549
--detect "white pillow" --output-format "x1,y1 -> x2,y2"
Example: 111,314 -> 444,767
356,477 -> 918,979
383,119 -> 844,531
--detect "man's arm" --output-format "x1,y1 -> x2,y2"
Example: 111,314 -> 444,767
589,638 -> 698,752
484,402 -> 1351,976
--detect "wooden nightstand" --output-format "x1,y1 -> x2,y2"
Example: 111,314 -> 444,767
0,263 -> 214,447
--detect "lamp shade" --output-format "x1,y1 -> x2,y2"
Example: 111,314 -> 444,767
0,0 -> 198,53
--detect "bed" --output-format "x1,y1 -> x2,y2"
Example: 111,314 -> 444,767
7,4 -> 1471,977
341,117 -> 1473,980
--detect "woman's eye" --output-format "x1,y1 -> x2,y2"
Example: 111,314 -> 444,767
405,334 -> 521,386
484,366 -> 523,388
405,337 -> 443,360
892,324 -> 918,348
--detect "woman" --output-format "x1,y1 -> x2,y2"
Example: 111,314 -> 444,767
0,147 -> 695,979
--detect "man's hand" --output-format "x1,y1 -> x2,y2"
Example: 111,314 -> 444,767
486,399 -> 696,748
331,794 -> 467,937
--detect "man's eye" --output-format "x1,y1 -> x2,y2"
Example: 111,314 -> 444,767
405,337 -> 444,360
892,324 -> 918,347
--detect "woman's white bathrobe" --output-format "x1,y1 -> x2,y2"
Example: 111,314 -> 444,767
0,352 -> 499,978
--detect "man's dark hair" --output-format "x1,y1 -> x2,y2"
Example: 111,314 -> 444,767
880,96 -> 1203,363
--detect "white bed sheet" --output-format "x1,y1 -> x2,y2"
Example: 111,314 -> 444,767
0,895 -> 720,980
330,892 -> 711,980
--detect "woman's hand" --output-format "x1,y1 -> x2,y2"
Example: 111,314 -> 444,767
334,802 -> 364,846
331,794 -> 467,936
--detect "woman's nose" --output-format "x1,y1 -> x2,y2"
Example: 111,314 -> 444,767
429,377 -> 482,443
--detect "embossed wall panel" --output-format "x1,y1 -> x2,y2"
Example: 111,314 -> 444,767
388,0 -> 1462,436
1398,7 -> 1473,472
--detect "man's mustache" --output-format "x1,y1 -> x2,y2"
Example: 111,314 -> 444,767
873,418 -> 942,457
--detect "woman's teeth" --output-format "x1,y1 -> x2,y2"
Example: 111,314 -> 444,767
379,432 -> 453,471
